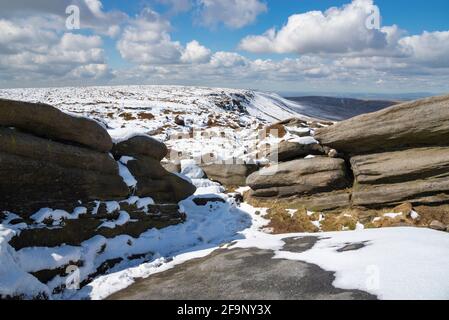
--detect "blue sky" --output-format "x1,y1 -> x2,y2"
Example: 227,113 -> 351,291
103,0 -> 449,61
1,0 -> 449,94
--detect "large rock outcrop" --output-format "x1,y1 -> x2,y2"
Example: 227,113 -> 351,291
0,98 -> 112,152
0,99 -> 194,213
0,99 -> 194,299
314,95 -> 449,155
216,94 -> 449,212
351,147 -> 449,207
246,157 -> 349,198
0,99 -> 130,213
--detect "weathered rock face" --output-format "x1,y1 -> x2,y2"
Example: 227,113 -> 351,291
287,191 -> 351,212
268,141 -> 325,162
246,157 -> 349,198
0,99 -> 196,215
0,98 -> 112,152
112,135 -> 168,161
0,152 -> 129,215
0,125 -> 129,215
200,163 -> 259,186
0,127 -> 118,174
351,147 -> 449,207
352,179 -> 449,207
9,202 -> 184,250
283,95 -> 449,210
351,147 -> 449,185
314,95 -> 449,155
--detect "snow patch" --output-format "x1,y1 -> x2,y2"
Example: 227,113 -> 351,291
0,226 -> 50,299
274,228 -> 449,300
180,159 -> 205,179
31,207 -> 87,224
98,211 -> 131,229
410,210 -> 420,220
117,162 -> 137,188
383,212 -> 402,219
288,136 -> 319,145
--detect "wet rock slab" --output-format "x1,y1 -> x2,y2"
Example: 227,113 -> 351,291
108,237 -> 376,300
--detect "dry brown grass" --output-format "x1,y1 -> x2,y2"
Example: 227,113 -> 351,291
413,205 -> 449,225
224,185 -> 242,193
138,112 -> 155,120
119,112 -> 137,121
360,204 -> 448,229
244,192 -> 449,234
320,209 -> 361,232
267,209 -> 318,234
244,196 -> 319,233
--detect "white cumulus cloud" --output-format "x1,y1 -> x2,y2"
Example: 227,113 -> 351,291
239,0 -> 390,54
0,16 -> 110,84
0,0 -> 127,37
181,40 -> 212,64
210,51 -> 249,68
116,8 -> 183,65
399,31 -> 449,68
117,9 -> 212,66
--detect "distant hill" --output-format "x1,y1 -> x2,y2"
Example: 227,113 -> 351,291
285,96 -> 398,121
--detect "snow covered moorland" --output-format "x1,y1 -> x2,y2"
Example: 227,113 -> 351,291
0,86 -> 318,166
1,85 -> 449,300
